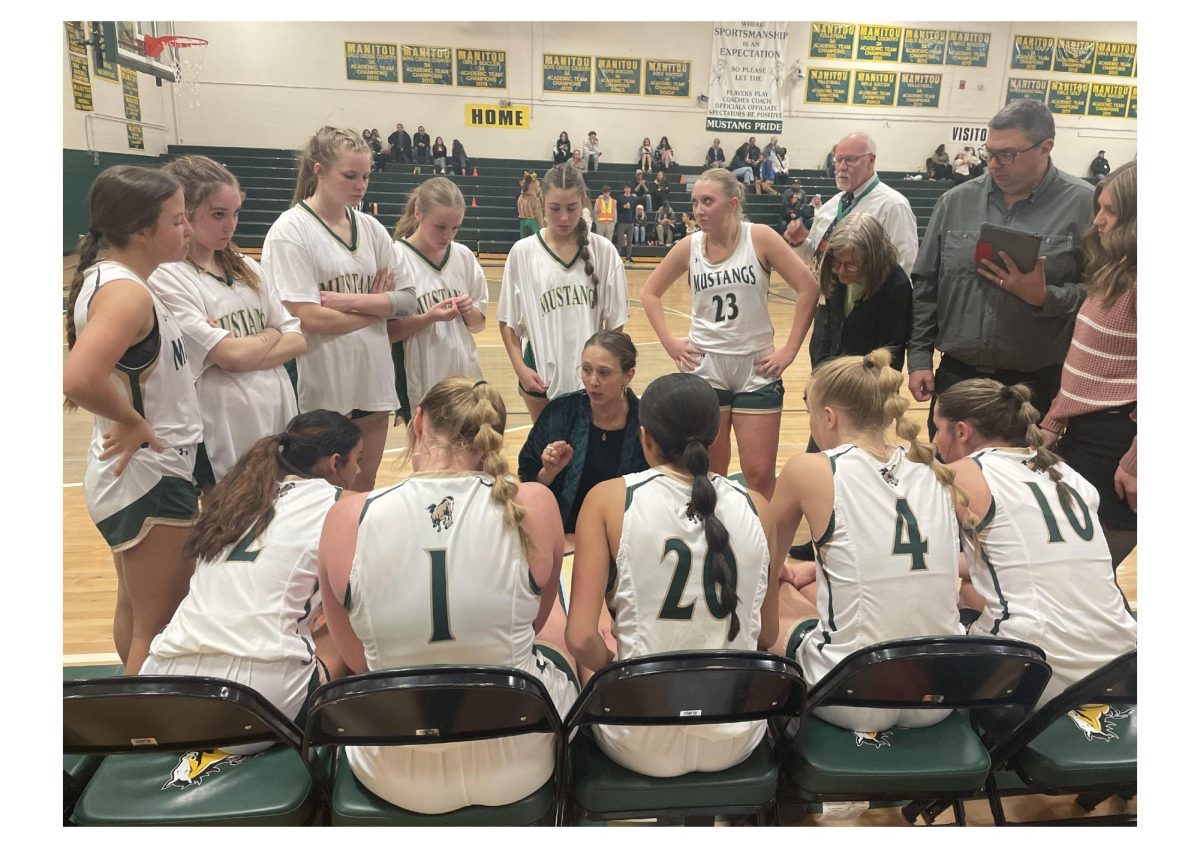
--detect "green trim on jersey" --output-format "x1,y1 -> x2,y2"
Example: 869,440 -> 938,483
95,475 -> 199,549
532,643 -> 582,691
527,569 -> 542,596
358,481 -> 407,522
399,238 -> 452,271
724,477 -> 758,515
204,270 -> 236,287
976,541 -> 1010,636
785,617 -> 819,660
298,201 -> 359,253
729,380 -> 785,413
535,230 -> 582,270
392,340 -> 412,422
624,473 -> 665,511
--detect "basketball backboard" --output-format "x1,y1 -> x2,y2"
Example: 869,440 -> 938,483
98,21 -> 176,82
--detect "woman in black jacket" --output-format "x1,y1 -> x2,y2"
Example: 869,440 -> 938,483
517,331 -> 648,537
808,211 -> 911,376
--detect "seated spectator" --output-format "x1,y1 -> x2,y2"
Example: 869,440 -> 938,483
571,149 -> 587,171
951,146 -> 979,184
774,146 -> 791,187
364,129 -> 385,172
777,189 -> 812,235
431,136 -> 448,174
930,143 -> 952,180
413,125 -> 431,166
729,144 -> 755,187
517,331 -> 649,535
757,153 -> 778,195
824,144 -> 836,177
451,139 -> 470,175
633,204 -> 647,245
679,211 -> 699,236
632,169 -> 654,214
1088,149 -> 1111,182
584,131 -> 603,172
554,131 -> 572,164
388,123 -> 412,163
655,203 -> 675,246
655,136 -> 675,169
637,137 -> 654,171
746,136 -> 762,178
651,170 -> 671,210
705,137 -> 726,167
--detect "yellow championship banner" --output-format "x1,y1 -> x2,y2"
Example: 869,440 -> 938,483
464,102 -> 530,129
401,45 -> 452,86
70,54 -> 93,111
543,54 -> 592,93
345,41 -> 398,83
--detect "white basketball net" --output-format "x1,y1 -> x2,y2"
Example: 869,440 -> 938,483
167,42 -> 206,108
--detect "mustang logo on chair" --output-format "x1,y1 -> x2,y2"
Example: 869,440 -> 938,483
1068,704 -> 1132,742
162,749 -> 252,789
428,496 -> 455,531
853,730 -> 893,748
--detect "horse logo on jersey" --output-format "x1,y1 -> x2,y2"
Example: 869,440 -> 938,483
1068,704 -> 1132,742
879,462 -> 900,487
428,496 -> 455,531
162,749 -> 252,789
853,730 -> 893,748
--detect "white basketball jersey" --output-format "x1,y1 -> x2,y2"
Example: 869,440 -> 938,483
149,258 -> 300,482
965,448 -> 1137,703
262,203 -> 406,415
344,471 -> 577,814
148,476 -> 340,663
596,467 -> 771,777
497,230 -> 630,398
76,261 -> 203,522
687,222 -> 774,355
798,445 -> 961,684
394,239 -> 487,408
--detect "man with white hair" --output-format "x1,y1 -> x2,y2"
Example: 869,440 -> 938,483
785,131 -> 919,274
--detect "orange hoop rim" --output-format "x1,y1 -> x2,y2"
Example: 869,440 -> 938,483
144,35 -> 209,59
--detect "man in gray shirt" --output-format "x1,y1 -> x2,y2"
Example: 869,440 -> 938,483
908,100 -> 1096,437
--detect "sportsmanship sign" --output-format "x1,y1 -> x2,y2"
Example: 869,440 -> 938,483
706,22 -> 787,133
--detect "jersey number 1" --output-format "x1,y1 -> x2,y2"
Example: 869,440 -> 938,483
428,549 -> 454,642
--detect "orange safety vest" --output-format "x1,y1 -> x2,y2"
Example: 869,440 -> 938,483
595,195 -> 616,223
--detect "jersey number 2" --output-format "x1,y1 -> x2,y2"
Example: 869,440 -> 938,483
658,537 -> 738,622
712,293 -> 739,322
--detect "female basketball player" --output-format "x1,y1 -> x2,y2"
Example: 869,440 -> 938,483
142,410 -> 363,748
151,155 -> 307,486
261,126 -> 416,491
63,165 -> 202,674
770,349 -> 963,732
566,372 -> 780,778
498,163 -> 630,423
934,379 -> 1137,705
319,176 -> 486,423
1041,160 -> 1138,568
318,377 -> 577,814
641,167 -> 820,498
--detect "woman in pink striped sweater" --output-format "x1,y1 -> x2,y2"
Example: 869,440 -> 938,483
1041,160 -> 1136,567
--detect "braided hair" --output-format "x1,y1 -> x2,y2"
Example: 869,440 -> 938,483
639,373 -> 741,641
542,163 -> 600,307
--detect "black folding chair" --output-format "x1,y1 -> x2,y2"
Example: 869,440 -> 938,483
978,650 -> 1137,825
64,675 -> 324,826
302,665 -> 566,826
562,650 -> 807,825
776,636 -> 1051,826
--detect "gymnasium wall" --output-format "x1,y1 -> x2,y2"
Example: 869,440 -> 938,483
163,20 -> 1136,173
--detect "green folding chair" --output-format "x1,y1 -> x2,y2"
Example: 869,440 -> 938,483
302,665 -> 566,826
778,636 -> 1051,826
562,650 -> 807,826
65,675 -> 324,826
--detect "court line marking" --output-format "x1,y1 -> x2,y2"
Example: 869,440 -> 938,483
64,652 -> 121,665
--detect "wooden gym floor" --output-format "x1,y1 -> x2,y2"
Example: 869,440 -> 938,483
61,261 -> 1136,825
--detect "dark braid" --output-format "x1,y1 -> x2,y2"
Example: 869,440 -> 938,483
575,216 -> 599,306
640,373 -> 741,641
544,163 -> 600,306
66,232 -> 103,352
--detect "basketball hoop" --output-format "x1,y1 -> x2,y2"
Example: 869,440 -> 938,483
145,35 -> 208,108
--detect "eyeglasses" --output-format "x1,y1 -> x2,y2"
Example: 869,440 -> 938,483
981,141 -> 1045,165
833,153 -> 872,166
578,364 -> 619,382
830,256 -> 863,273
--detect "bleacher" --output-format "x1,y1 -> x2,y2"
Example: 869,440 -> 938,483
166,145 -> 954,260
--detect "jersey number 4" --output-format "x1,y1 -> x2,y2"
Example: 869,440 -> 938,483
658,538 -> 738,622
711,293 -> 739,322
892,498 -> 929,571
